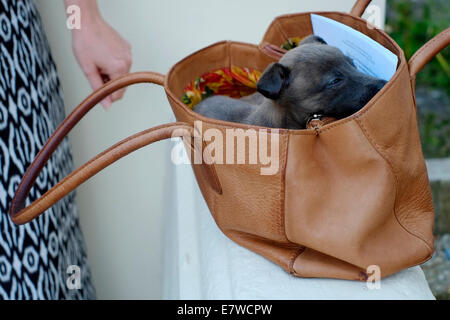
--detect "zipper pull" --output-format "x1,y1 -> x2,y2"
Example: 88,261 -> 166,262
306,114 -> 337,135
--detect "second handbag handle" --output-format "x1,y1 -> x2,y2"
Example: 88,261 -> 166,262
350,0 -> 372,17
408,28 -> 450,83
10,122 -> 194,225
8,72 -> 219,225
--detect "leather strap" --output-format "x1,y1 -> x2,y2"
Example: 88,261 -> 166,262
10,123 -> 193,225
8,71 -> 193,225
350,0 -> 372,17
261,44 -> 287,60
409,28 -> 450,80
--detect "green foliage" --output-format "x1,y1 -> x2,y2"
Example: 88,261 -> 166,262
386,0 -> 450,158
419,111 -> 450,157
386,0 -> 449,94
202,85 -> 215,100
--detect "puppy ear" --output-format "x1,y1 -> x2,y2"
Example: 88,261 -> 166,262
257,63 -> 291,100
298,35 -> 327,45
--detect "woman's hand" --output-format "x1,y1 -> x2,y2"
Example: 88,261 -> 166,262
65,0 -> 132,109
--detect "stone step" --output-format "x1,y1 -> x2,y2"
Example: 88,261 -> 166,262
426,158 -> 450,235
423,158 -> 449,299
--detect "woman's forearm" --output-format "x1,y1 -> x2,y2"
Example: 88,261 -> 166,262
64,0 -> 132,109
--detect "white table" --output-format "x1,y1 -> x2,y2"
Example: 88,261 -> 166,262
162,144 -> 435,300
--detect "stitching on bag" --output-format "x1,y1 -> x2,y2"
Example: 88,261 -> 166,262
356,117 -> 433,253
279,133 -> 289,239
275,20 -> 289,43
227,41 -> 231,68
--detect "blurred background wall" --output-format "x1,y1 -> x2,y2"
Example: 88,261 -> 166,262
35,0 -> 386,299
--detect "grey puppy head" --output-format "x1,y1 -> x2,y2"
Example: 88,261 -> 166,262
257,35 -> 387,128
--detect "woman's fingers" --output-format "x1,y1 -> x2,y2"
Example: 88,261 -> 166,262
85,67 -> 112,109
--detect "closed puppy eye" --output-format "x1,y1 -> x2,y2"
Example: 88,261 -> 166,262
327,77 -> 343,87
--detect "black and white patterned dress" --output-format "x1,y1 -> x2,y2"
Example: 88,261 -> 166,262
0,0 -> 95,299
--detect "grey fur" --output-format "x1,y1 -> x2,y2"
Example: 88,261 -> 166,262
193,35 -> 387,129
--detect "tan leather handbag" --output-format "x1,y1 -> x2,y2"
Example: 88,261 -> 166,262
10,0 -> 450,280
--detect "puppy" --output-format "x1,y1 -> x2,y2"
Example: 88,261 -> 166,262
193,35 -> 387,129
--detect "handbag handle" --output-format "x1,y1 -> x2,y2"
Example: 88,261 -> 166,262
9,72 -> 219,225
408,28 -> 450,81
260,44 -> 286,60
350,0 -> 372,17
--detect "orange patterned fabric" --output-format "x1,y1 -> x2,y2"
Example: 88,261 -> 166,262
181,38 -> 304,108
182,66 -> 261,108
